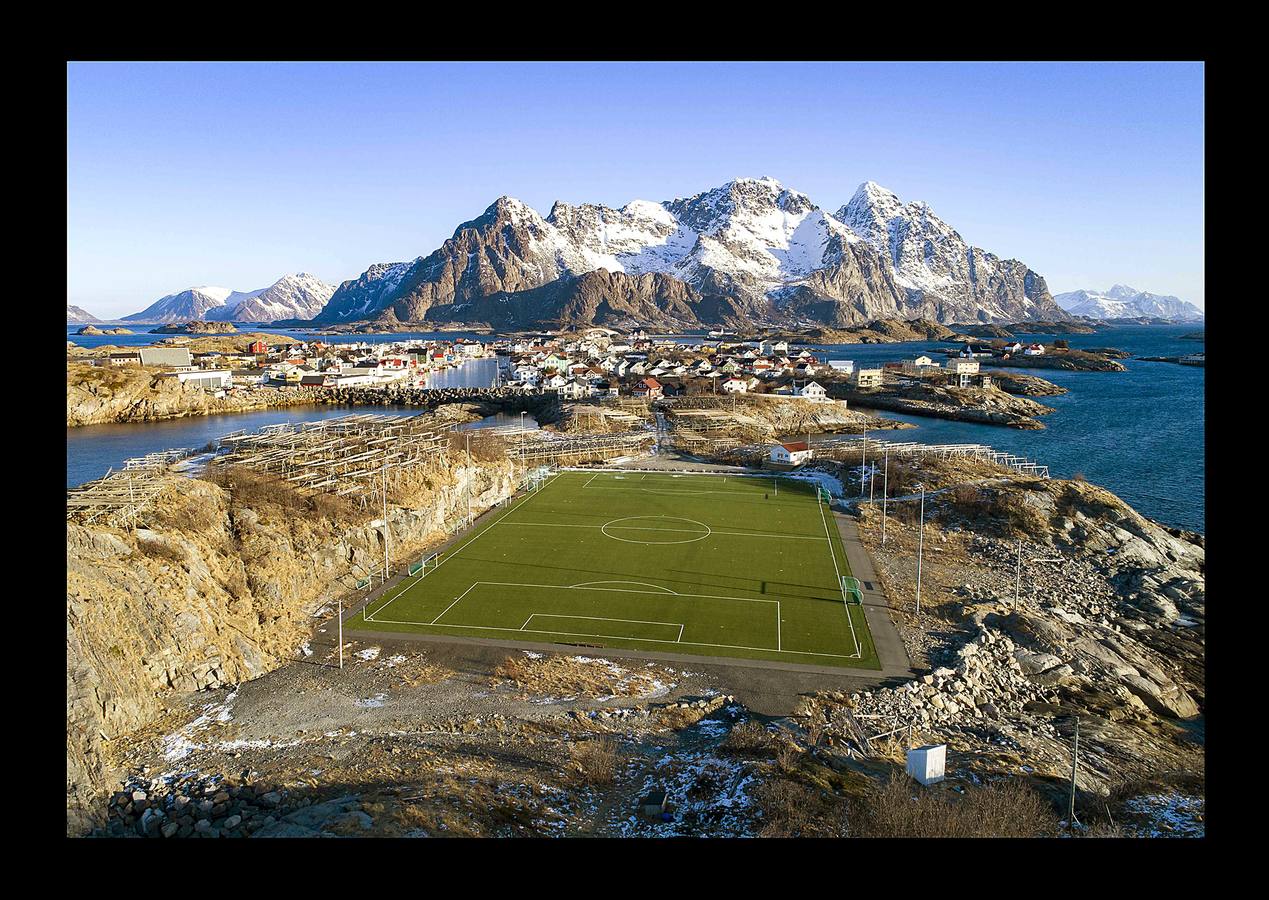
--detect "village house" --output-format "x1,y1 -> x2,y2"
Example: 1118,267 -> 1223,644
946,358 -> 980,387
795,380 -> 829,402
630,377 -> 663,399
851,367 -> 884,389
900,355 -> 941,376
769,440 -> 813,468
158,369 -> 233,391
721,376 -> 748,394
1023,343 -> 1046,356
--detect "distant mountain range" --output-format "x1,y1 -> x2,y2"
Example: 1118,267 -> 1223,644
1054,285 -> 1203,322
122,274 -> 335,324
67,305 -> 101,324
314,177 -> 1068,330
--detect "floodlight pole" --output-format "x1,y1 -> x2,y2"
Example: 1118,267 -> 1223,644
860,429 -> 867,497
338,597 -> 343,670
1014,539 -> 1022,612
881,447 -> 889,547
381,462 -> 389,581
915,486 -> 925,616
465,431 -> 473,527
1069,716 -> 1081,829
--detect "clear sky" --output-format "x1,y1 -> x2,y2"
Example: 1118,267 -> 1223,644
67,61 -> 1204,318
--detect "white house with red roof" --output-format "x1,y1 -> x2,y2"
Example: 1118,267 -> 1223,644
769,440 -> 813,467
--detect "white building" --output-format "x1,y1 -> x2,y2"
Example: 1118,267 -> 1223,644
851,367 -> 884,388
795,381 -> 829,402
770,441 -> 813,467
722,377 -> 748,394
159,369 -> 232,390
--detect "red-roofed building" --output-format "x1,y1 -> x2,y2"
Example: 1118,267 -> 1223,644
631,377 -> 663,399
769,440 -> 813,467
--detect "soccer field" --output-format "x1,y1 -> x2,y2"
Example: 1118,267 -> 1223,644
352,470 -> 879,669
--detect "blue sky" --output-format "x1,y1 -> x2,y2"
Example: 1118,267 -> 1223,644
67,62 -> 1204,318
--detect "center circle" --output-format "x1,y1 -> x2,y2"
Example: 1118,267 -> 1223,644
601,516 -> 712,545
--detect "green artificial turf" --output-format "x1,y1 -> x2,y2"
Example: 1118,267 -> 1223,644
351,470 -> 879,669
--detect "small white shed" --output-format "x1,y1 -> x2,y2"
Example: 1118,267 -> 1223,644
906,744 -> 946,785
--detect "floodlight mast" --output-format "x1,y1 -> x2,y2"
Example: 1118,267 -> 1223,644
881,447 -> 890,547
382,456 -> 389,584
915,485 -> 925,616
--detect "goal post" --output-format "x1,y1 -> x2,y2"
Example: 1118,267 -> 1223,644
841,576 -> 863,605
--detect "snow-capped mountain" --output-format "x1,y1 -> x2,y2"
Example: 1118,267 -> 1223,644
122,286 -> 235,323
124,275 -> 335,323
67,304 -> 101,324
1055,285 -> 1204,322
205,274 -> 335,322
316,177 -> 1068,328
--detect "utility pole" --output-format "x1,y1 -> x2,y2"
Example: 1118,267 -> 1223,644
381,456 -> 389,583
860,429 -> 867,497
1068,716 -> 1081,830
869,443 -> 876,504
465,431 -> 473,527
881,447 -> 889,547
915,485 -> 925,616
338,597 -> 343,670
1014,539 -> 1022,612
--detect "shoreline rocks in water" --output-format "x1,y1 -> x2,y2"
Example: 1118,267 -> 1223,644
77,325 -> 135,336
983,371 -> 1068,397
987,350 -> 1127,372
826,380 -> 1055,429
149,321 -> 238,335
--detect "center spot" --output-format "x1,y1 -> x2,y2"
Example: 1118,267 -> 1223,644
601,516 -> 712,545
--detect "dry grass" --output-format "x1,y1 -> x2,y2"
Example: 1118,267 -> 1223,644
136,535 -> 187,563
568,738 -> 619,787
720,721 -> 782,756
448,430 -> 508,463
851,774 -> 1061,838
203,461 -> 371,526
754,777 -> 850,837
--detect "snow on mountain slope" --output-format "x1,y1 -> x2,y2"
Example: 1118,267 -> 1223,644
317,177 -> 1067,327
1055,286 -> 1204,321
67,304 -> 101,324
206,273 -> 335,322
126,276 -> 335,324
122,286 -> 233,323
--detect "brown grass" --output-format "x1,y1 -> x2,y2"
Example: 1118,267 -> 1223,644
136,535 -> 187,563
851,774 -> 1061,838
203,461 -> 370,526
720,721 -> 782,756
568,738 -> 619,787
754,776 -> 850,837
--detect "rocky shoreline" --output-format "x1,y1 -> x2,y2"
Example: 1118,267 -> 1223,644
827,381 -> 1054,429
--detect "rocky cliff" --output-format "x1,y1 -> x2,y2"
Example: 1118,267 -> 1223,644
66,364 -> 317,428
67,456 -> 517,835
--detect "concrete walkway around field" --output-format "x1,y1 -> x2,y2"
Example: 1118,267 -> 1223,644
831,510 -> 916,680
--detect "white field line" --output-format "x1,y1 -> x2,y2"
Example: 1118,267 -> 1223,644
361,580 -> 846,657
428,582 -> 480,626
523,612 -> 685,640
363,614 -> 861,660
568,580 -> 677,593
818,496 -> 862,658
366,473 -> 562,623
497,521 -> 825,541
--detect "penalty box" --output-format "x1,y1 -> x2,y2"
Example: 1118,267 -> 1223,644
366,580 -> 784,652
